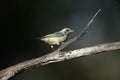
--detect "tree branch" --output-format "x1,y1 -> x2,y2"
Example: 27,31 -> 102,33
1,9 -> 120,80
0,41 -> 120,80
56,9 -> 101,51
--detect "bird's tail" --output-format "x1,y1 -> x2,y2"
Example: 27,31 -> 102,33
34,37 -> 41,40
35,37 -> 47,42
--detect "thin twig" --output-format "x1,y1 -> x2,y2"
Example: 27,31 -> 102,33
0,9 -> 110,80
56,9 -> 101,51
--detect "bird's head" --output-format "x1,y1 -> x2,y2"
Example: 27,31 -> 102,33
60,28 -> 74,35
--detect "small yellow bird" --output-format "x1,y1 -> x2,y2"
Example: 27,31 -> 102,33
40,28 -> 74,48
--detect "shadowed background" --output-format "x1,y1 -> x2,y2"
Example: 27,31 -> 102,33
1,0 -> 120,80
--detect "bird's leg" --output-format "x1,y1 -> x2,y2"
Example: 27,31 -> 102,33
56,42 -> 60,45
50,45 -> 55,51
51,45 -> 54,48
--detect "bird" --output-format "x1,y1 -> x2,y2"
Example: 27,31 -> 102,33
39,28 -> 74,48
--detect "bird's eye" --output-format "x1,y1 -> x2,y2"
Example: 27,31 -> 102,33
66,29 -> 69,32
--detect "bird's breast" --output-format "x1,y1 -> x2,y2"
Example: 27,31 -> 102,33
41,36 -> 66,45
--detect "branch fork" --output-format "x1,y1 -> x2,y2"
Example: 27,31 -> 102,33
1,9 -> 120,80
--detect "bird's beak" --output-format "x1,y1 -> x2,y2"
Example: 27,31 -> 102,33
70,30 -> 74,32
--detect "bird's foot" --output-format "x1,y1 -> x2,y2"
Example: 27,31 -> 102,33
50,45 -> 54,48
51,45 -> 56,51
57,42 -> 60,45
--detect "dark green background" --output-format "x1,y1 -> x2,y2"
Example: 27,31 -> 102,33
1,0 -> 120,80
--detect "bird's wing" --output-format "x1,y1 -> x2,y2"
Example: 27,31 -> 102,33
42,32 -> 64,38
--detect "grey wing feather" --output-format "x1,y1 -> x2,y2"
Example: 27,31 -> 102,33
41,32 -> 64,38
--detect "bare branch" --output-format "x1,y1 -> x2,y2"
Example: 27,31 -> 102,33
0,41 -> 120,80
1,9 -> 119,80
56,9 -> 101,51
